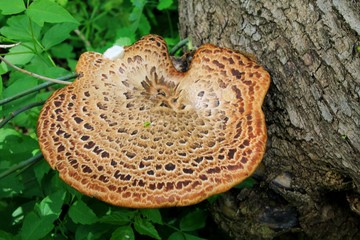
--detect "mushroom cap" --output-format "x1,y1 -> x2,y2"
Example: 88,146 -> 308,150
37,35 -> 270,208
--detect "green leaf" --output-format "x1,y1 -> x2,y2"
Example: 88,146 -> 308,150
0,230 -> 17,240
0,129 -> 19,152
1,63 -> 68,123
1,73 -> 38,118
138,14 -> 151,35
129,0 -> 145,31
74,224 -> 108,240
140,208 -> 163,225
111,226 -> 135,240
99,209 -> 136,225
20,212 -> 54,240
0,0 -> 25,15
157,0 -> 173,10
168,231 -> 186,240
0,15 -> 41,42
0,128 -> 39,165
56,0 -> 68,6
179,209 -> 207,232
131,0 -> 146,8
34,160 -> 51,184
115,27 -> 136,45
35,190 -> 66,221
0,62 -> 7,74
0,173 -> 24,198
69,200 -> 98,225
134,215 -> 161,240
183,233 -> 207,240
50,43 -> 75,59
26,0 -> 79,27
42,22 -> 78,49
0,75 -> 2,95
115,37 -> 133,46
30,59 -> 69,77
4,44 -> 35,66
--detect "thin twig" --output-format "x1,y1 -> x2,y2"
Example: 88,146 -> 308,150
0,42 -> 21,48
0,73 -> 77,106
74,29 -> 92,49
170,38 -> 189,55
0,101 -> 45,128
0,153 -> 43,179
0,56 -> 72,85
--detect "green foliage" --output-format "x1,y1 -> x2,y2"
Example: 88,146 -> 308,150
26,0 -> 78,26
233,177 -> 257,189
69,200 -> 98,225
20,212 -> 54,240
0,0 -> 26,15
0,1 -> 228,239
111,226 -> 135,240
179,209 -> 207,232
157,0 -> 174,10
134,214 -> 161,239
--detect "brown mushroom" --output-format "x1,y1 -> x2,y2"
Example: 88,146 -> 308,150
37,35 -> 270,208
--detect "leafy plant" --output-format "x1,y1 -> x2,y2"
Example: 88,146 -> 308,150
0,1 -> 228,240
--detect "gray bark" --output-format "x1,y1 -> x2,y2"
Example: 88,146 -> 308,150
178,0 -> 360,239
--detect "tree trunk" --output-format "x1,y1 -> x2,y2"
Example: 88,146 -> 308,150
178,0 -> 360,239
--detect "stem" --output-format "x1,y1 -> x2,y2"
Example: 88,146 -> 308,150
0,56 -> 72,85
169,38 -> 189,55
0,73 -> 77,106
0,101 -> 45,128
0,42 -> 21,48
28,16 -> 38,54
74,29 -> 92,49
0,153 -> 43,179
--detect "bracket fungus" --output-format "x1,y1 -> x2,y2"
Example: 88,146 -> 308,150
37,35 -> 270,208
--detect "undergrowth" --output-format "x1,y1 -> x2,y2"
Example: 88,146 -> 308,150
0,0 -> 228,239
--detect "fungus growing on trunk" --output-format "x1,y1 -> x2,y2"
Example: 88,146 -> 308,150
37,35 -> 270,208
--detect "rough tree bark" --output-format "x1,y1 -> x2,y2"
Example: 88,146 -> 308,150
178,1 -> 360,239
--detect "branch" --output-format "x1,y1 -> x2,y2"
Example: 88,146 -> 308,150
74,29 -> 92,49
0,56 -> 72,85
0,73 -> 77,106
0,42 -> 21,48
0,153 -> 43,179
0,101 -> 45,128
170,38 -> 189,55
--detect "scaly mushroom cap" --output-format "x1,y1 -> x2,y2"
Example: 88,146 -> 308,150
37,35 -> 270,208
